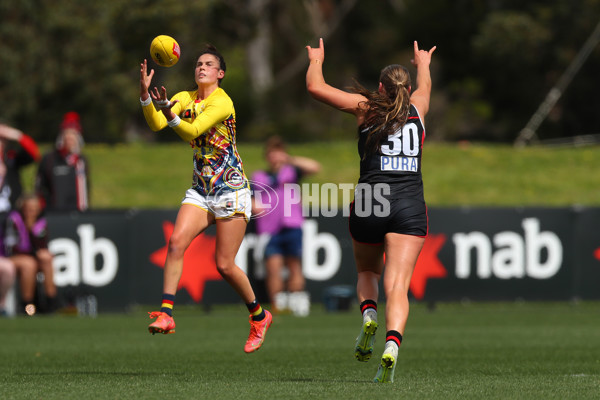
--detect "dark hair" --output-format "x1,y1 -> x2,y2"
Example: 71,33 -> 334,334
352,64 -> 412,156
16,193 -> 41,211
264,135 -> 286,154
198,43 -> 226,85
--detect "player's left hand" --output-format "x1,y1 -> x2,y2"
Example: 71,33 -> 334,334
306,37 -> 325,64
140,59 -> 154,95
150,86 -> 179,110
411,41 -> 436,68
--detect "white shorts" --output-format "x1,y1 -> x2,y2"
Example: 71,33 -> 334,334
181,188 -> 252,220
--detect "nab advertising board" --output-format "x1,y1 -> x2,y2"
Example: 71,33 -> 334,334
44,207 -> 600,312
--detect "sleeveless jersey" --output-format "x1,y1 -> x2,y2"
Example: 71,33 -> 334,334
142,87 -> 249,196
357,104 -> 425,200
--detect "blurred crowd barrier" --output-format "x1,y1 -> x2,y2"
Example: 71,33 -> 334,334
8,206 -> 597,314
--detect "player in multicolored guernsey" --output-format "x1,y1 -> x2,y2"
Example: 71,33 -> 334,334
140,44 -> 272,353
306,39 -> 436,382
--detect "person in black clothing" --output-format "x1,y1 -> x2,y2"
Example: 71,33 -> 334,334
36,111 -> 90,212
306,39 -> 436,383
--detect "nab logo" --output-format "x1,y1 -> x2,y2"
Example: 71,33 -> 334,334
453,218 -> 563,280
49,224 -> 119,287
237,220 -> 341,281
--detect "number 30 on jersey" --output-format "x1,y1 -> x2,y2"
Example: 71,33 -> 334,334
380,123 -> 420,172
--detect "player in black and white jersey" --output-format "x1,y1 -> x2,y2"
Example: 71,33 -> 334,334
306,39 -> 436,383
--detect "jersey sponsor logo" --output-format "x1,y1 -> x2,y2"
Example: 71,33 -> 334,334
380,156 -> 419,172
223,167 -> 246,189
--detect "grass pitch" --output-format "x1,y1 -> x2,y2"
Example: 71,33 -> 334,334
1,302 -> 599,399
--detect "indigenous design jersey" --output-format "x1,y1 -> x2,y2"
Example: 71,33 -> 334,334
357,104 -> 425,200
142,87 -> 249,195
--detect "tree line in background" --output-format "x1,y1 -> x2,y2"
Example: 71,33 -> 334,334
1,0 -> 599,144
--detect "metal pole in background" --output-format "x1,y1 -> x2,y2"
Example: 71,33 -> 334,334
514,19 -> 600,147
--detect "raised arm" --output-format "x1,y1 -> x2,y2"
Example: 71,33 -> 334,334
305,38 -> 366,117
288,154 -> 321,175
0,124 -> 41,162
0,124 -> 23,142
139,59 -> 171,132
409,41 -> 436,117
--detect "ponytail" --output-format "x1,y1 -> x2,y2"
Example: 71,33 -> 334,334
352,65 -> 412,157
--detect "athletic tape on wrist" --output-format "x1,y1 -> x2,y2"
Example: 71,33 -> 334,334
167,115 -> 181,128
155,99 -> 171,109
140,96 -> 152,106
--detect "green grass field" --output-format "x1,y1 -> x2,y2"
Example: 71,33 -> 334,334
11,141 -> 600,398
2,302 -> 599,399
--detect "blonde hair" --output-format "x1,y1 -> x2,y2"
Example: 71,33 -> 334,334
352,64 -> 412,156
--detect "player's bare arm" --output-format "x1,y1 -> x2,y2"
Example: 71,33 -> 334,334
409,41 -> 436,117
306,38 -> 366,117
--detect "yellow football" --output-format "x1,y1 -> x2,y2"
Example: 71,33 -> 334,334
150,35 -> 180,67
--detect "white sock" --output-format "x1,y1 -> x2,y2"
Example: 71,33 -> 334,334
384,341 -> 399,358
363,308 -> 377,323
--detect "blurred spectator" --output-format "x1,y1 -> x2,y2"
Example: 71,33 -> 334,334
0,257 -> 16,316
5,194 -> 58,314
36,111 -> 90,212
251,136 -> 320,316
0,123 -> 40,316
0,123 -> 41,213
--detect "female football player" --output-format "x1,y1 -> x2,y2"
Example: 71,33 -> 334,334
306,38 -> 436,382
140,44 -> 272,353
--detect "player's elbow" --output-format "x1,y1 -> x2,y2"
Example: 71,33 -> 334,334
306,81 -> 322,98
306,84 -> 329,103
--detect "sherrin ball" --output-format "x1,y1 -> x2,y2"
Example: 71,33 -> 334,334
150,35 -> 180,67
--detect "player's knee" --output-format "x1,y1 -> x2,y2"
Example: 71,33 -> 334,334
214,257 -> 235,277
167,235 -> 188,258
385,278 -> 410,296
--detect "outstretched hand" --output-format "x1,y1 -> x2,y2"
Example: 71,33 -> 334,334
411,41 -> 436,68
150,86 -> 178,111
140,59 -> 154,96
306,38 -> 325,63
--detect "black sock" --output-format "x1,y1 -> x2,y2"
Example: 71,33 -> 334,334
246,300 -> 265,321
385,330 -> 403,348
359,299 -> 377,315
